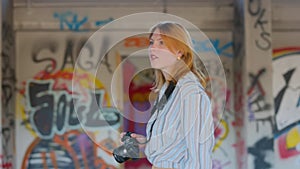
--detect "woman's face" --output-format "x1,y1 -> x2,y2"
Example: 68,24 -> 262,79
148,29 -> 178,72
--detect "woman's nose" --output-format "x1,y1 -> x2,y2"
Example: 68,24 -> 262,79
150,41 -> 158,49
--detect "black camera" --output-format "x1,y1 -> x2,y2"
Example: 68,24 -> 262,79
113,132 -> 140,163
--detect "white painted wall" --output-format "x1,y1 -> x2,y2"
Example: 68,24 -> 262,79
9,1 -> 300,169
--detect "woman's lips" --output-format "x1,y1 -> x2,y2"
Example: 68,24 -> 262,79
150,54 -> 158,60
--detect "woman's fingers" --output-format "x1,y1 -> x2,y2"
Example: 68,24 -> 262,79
119,132 -> 127,144
120,132 -> 126,138
119,132 -> 147,152
130,133 -> 146,144
120,132 -> 147,145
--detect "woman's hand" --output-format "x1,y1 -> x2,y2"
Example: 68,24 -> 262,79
130,133 -> 147,147
120,132 -> 147,149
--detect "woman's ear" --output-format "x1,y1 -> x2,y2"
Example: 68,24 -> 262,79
176,50 -> 183,60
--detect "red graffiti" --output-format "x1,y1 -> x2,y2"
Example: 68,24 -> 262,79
225,89 -> 232,110
247,68 -> 266,96
124,37 -> 149,48
214,127 -> 222,138
20,69 -> 101,103
0,155 -> 13,169
232,115 -> 244,127
234,72 -> 244,113
233,140 -> 246,169
1,163 -> 13,169
21,131 -> 116,169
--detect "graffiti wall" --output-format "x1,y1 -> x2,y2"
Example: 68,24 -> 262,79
199,32 -> 236,169
15,32 -> 122,169
10,4 -> 300,169
272,32 -> 300,169
243,1 -> 275,169
11,6 -> 238,168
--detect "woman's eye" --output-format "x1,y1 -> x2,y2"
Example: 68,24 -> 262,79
159,41 -> 164,45
149,41 -> 154,45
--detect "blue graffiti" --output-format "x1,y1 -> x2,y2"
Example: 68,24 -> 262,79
248,137 -> 273,169
95,17 -> 114,27
192,39 -> 233,58
53,11 -> 88,31
53,11 -> 114,31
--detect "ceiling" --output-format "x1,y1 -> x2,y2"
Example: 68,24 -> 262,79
13,0 -> 300,7
13,0 -> 234,7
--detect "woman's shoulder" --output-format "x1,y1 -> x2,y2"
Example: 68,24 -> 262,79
177,72 -> 206,96
177,72 -> 204,88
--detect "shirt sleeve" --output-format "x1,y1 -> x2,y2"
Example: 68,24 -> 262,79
182,91 -> 215,169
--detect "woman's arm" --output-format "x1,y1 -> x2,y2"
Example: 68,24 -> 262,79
182,91 -> 215,169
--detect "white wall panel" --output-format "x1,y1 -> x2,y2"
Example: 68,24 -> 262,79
13,7 -> 233,31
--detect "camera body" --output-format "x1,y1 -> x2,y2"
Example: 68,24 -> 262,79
113,132 -> 140,163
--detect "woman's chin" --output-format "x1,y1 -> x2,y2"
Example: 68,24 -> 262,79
150,64 -> 160,70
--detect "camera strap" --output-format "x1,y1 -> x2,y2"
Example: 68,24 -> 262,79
147,81 -> 176,142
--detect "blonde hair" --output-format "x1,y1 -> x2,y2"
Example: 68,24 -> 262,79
149,21 -> 206,91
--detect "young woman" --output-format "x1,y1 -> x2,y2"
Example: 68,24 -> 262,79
121,21 -> 214,169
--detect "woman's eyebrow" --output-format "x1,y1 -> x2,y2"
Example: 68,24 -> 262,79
150,37 -> 163,41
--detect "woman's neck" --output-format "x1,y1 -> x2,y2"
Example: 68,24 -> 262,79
162,71 -> 174,82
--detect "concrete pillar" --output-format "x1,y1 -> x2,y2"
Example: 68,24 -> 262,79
233,0 -> 275,169
0,0 -> 2,166
1,0 -> 16,168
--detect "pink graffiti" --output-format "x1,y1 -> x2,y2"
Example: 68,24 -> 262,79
213,159 -> 231,169
277,127 -> 300,159
232,115 -> 243,128
225,89 -> 232,110
234,72 -> 244,113
233,140 -> 246,169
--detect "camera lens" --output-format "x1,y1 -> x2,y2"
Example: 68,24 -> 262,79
113,132 -> 140,163
113,147 -> 130,163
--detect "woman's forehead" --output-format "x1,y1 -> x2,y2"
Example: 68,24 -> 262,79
151,29 -> 171,40
151,29 -> 162,38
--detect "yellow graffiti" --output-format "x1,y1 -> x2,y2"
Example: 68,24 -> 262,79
286,127 -> 300,149
16,94 -> 38,137
213,119 -> 229,151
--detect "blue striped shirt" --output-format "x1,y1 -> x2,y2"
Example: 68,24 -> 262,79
145,72 -> 215,169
